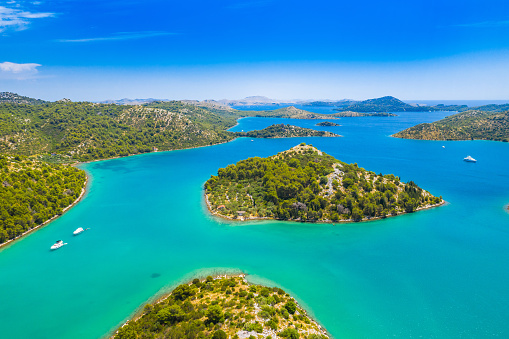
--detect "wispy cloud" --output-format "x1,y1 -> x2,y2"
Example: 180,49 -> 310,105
0,5 -> 54,32
58,31 -> 177,43
455,20 -> 509,28
0,61 -> 41,80
226,0 -> 273,9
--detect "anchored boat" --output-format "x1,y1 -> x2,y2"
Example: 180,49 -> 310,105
464,155 -> 477,163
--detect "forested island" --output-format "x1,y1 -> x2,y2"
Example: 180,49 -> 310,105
393,110 -> 509,142
235,124 -> 340,138
315,121 -> 340,127
0,155 -> 86,245
205,144 -> 443,222
114,275 -> 329,339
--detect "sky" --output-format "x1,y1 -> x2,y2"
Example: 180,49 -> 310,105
1,0 -> 509,101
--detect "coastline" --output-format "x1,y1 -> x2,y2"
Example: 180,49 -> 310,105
110,272 -> 331,339
0,174 -> 89,251
205,192 -> 446,224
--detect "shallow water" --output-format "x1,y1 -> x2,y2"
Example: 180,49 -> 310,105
0,111 -> 508,338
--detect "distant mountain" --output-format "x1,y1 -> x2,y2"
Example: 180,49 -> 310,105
302,99 -> 357,107
214,96 -> 302,106
0,92 -> 46,105
100,98 -> 170,105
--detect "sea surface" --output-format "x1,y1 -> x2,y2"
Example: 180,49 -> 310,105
1,110 -> 509,338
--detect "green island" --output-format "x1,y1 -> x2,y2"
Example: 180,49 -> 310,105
0,154 -> 86,244
114,275 -> 329,339
315,121 -> 340,127
393,110 -> 509,142
235,124 -> 340,138
205,144 -> 443,222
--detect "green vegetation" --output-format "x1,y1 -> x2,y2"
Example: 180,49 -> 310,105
315,121 -> 340,127
0,155 -> 86,244
393,110 -> 509,142
235,124 -> 340,138
0,101 -> 235,161
113,275 -> 329,339
205,144 -> 442,222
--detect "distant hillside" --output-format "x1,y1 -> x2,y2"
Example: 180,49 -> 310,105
393,110 -> 509,142
0,101 -> 235,161
0,92 -> 46,105
334,96 -> 427,112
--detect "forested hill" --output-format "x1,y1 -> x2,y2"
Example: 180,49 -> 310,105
332,96 -> 451,112
0,92 -> 46,105
0,101 -> 235,161
0,154 -> 86,244
393,110 -> 509,142
205,144 -> 443,222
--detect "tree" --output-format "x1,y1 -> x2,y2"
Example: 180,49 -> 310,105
284,300 -> 297,315
212,330 -> 227,339
206,304 -> 225,324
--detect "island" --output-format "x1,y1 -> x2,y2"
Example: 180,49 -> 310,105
205,144 -> 443,222
113,275 -> 329,339
393,110 -> 509,142
235,124 -> 340,138
315,121 -> 340,127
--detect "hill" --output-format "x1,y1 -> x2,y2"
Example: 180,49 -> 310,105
113,275 -> 329,339
205,144 -> 443,222
0,101 -> 236,161
393,110 -> 509,142
0,92 -> 46,105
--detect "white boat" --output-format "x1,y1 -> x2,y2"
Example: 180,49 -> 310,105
442,146 -> 445,148
50,240 -> 66,250
73,227 -> 84,235
464,155 -> 477,162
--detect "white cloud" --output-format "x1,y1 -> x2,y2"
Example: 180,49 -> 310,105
0,61 -> 41,73
58,31 -> 176,43
0,5 -> 54,32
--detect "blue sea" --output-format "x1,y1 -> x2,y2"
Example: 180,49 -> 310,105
0,110 -> 508,338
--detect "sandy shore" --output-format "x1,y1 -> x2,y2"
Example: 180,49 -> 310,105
205,192 -> 446,224
0,175 -> 89,251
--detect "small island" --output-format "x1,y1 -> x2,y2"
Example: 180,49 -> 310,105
393,110 -> 509,142
114,275 -> 329,339
315,121 -> 340,127
205,144 -> 443,222
235,124 -> 340,138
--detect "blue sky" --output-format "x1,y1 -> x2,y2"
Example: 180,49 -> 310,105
1,0 -> 509,101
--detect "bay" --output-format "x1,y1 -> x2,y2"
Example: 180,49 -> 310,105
0,111 -> 508,338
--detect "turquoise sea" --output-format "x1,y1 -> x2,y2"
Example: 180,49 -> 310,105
1,110 -> 509,338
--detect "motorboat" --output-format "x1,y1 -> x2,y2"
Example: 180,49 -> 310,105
464,155 -> 477,162
73,227 -> 84,235
50,240 -> 66,250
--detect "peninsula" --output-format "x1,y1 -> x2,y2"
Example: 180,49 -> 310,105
205,144 -> 443,222
393,110 -> 509,142
114,275 -> 329,339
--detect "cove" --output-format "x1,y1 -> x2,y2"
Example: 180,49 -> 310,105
0,112 -> 509,338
